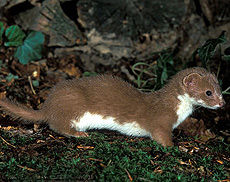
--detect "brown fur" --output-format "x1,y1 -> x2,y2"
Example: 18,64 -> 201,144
0,67 -> 225,146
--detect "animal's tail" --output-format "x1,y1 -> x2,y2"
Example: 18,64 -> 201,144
0,98 -> 46,124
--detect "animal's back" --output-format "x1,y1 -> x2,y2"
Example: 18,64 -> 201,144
41,75 -> 146,120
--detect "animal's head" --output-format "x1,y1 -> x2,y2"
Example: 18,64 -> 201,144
182,70 -> 225,109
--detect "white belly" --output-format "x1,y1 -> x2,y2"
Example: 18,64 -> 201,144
70,112 -> 151,137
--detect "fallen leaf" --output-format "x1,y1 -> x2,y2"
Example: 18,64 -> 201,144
150,160 -> 155,165
218,179 -> 230,182
177,159 -> 189,165
63,64 -> 81,78
216,160 -> 224,164
99,163 -> 106,168
188,159 -> 193,165
179,146 -> 188,153
88,158 -> 103,162
198,166 -> 205,175
153,166 -> 163,174
178,118 -> 206,136
77,145 -> 94,150
36,140 -> 45,144
58,137 -> 65,139
189,149 -> 194,155
49,134 -> 56,139
199,129 -> 216,142
0,91 -> 6,99
1,126 -> 16,130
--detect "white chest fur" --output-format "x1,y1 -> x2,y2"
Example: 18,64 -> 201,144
71,112 -> 151,137
173,93 -> 195,129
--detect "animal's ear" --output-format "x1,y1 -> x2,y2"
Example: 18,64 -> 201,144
210,73 -> 218,84
183,73 -> 202,87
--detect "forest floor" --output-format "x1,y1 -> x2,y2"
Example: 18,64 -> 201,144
0,55 -> 229,181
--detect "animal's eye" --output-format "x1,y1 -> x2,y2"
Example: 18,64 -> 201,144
206,90 -> 212,96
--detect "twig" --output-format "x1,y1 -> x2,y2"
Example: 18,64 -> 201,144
132,67 -> 156,77
121,66 -> 136,82
217,179 -> 230,182
222,86 -> 230,95
138,178 -> 152,182
28,76 -> 36,95
0,136 -> 16,148
125,169 -> 133,181
88,158 -> 103,162
17,164 -> 36,172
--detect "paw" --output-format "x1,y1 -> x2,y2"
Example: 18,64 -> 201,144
164,141 -> 174,147
74,131 -> 89,137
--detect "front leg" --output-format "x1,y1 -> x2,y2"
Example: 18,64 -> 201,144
150,127 -> 173,147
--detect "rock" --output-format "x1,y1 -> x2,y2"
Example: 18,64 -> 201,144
77,0 -> 187,38
1,0 -> 26,9
77,0 -> 187,60
15,0 -> 85,47
0,0 -> 8,8
4,0 -> 229,72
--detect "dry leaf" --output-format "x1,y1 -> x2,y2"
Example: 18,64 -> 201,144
153,166 -> 163,174
177,159 -> 189,165
88,158 -> 103,162
216,160 -> 224,164
77,145 -> 94,150
63,64 -> 81,78
179,146 -> 189,152
198,166 -> 205,175
0,91 -> 6,99
36,140 -> 45,144
99,163 -> 106,168
199,129 -> 216,142
49,134 -> 56,139
150,160 -> 155,165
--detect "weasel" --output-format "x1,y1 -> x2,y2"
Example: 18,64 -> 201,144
0,67 -> 225,146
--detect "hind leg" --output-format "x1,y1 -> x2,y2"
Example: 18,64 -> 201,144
49,123 -> 89,138
68,127 -> 89,137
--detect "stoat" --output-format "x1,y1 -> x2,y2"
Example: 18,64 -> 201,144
0,67 -> 225,146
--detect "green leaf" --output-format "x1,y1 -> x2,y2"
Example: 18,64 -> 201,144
0,22 -> 4,42
32,80 -> 39,87
14,31 -> 44,65
4,25 -> 26,47
6,73 -> 19,82
197,31 -> 227,67
161,68 -> 168,84
83,71 -> 97,77
223,55 -> 230,61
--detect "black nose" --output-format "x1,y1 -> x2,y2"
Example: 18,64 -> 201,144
219,100 -> 226,107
